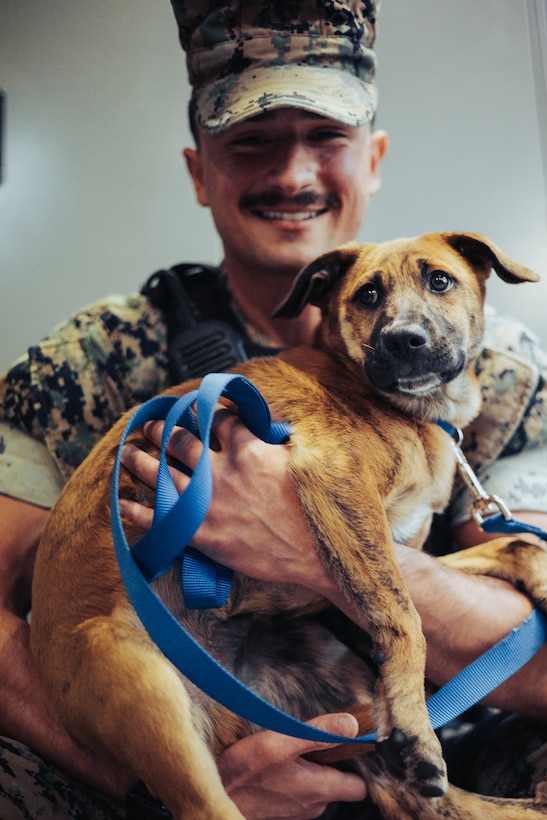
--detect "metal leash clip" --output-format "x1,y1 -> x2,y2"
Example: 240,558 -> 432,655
444,426 -> 513,529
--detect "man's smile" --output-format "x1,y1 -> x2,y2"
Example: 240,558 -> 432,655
241,189 -> 333,224
253,208 -> 328,221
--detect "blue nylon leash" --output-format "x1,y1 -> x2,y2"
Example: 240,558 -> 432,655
111,374 -> 547,745
481,514 -> 547,539
130,375 -> 291,608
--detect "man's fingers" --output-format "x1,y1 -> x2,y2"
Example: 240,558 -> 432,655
143,419 -> 204,471
122,424 -> 200,495
256,713 -> 361,765
210,407 -> 290,456
143,407 -> 266,462
217,713 -> 367,816
118,497 -> 154,529
288,713 -> 361,758
120,442 -> 160,488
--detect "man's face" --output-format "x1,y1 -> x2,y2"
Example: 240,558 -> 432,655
184,109 -> 388,281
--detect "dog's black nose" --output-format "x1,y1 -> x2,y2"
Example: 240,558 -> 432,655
383,326 -> 428,361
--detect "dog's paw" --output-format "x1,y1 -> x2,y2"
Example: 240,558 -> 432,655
376,729 -> 447,797
440,538 -> 547,612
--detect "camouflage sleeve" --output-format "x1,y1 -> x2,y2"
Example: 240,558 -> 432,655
451,305 -> 547,526
0,423 -> 65,508
0,293 -> 170,499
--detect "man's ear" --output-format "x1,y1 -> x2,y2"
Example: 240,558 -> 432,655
367,129 -> 389,196
441,232 -> 540,284
273,246 -> 361,319
184,147 -> 209,207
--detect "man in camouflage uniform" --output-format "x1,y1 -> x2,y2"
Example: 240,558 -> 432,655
1,1 -> 547,818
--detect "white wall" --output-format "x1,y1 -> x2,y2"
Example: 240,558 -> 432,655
1,0 -> 546,372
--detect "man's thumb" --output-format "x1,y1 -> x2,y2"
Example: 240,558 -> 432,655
302,712 -> 360,751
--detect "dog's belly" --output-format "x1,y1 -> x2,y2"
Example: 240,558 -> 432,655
174,609 -> 377,754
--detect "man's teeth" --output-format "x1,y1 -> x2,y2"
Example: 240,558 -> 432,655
260,210 -> 322,221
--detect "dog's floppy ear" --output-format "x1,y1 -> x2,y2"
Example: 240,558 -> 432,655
441,232 -> 540,284
273,245 -> 361,319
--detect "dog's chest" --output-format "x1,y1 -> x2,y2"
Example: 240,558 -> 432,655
382,432 -> 456,547
387,500 -> 436,545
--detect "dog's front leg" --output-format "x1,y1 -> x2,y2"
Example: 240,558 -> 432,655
42,606 -> 245,820
289,456 -> 447,798
364,587 -> 447,799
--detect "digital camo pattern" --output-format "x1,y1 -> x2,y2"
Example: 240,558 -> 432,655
174,0 -> 378,55
0,294 -> 170,483
171,1 -> 379,132
467,305 -> 547,467
448,306 -> 547,524
0,736 -> 124,819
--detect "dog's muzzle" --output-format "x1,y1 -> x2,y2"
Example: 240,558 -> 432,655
364,324 -> 465,395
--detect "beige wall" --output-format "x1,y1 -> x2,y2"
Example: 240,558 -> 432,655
1,0 -> 546,371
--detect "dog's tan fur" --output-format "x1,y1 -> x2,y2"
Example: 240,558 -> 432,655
30,233 -> 547,818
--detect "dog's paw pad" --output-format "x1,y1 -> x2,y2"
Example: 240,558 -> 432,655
377,731 -> 447,797
416,760 -> 447,797
419,782 -> 446,798
376,728 -> 410,776
415,760 -> 442,780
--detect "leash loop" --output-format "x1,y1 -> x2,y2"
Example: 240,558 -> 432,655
128,373 -> 291,607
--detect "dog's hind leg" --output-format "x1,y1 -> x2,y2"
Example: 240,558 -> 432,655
366,768 -> 547,819
365,759 -> 547,819
47,607 -> 245,820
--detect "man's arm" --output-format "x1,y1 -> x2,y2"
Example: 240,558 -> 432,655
395,538 -> 546,719
0,495 -> 133,796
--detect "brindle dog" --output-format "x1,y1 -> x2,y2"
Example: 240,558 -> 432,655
31,233 -> 547,818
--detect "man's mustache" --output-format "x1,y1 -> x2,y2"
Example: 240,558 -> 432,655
241,190 -> 332,210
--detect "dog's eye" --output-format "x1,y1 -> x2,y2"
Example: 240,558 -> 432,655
355,284 -> 379,306
428,271 -> 453,293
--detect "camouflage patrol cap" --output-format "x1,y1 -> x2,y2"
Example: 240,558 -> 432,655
171,1 -> 379,134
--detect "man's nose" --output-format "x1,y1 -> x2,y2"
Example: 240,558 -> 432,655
266,141 -> 318,193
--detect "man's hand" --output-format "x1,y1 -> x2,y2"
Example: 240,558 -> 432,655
119,412 -> 332,594
217,713 -> 366,819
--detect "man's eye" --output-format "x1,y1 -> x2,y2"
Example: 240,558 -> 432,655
312,129 -> 348,141
355,284 -> 379,306
231,134 -> 269,148
428,271 -> 454,293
